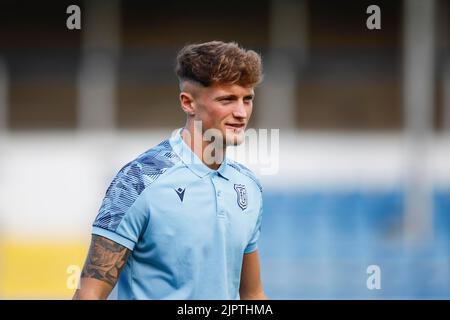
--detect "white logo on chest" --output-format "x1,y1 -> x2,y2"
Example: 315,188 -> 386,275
234,184 -> 248,210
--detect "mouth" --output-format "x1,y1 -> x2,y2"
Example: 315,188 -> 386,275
225,123 -> 245,131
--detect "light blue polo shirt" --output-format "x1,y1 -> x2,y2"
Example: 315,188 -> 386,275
91,128 -> 263,300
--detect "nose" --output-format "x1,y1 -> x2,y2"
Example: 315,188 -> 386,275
232,100 -> 247,119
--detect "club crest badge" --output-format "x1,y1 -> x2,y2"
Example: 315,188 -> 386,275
234,184 -> 248,211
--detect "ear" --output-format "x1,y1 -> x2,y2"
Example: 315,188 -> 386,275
179,92 -> 195,116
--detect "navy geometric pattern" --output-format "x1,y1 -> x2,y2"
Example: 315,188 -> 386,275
93,140 -> 180,231
227,161 -> 262,193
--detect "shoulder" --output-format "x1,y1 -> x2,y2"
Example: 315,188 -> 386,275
94,140 -> 181,230
114,139 -> 180,191
227,159 -> 262,193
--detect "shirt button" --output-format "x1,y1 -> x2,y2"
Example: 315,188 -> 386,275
217,191 -> 222,197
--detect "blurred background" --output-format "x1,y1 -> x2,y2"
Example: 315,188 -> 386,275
0,0 -> 449,299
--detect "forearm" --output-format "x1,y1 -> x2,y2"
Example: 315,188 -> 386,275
73,235 -> 130,300
72,289 -> 109,300
239,251 -> 267,300
240,289 -> 268,300
72,278 -> 113,300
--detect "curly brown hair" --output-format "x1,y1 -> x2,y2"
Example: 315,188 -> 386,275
175,41 -> 263,88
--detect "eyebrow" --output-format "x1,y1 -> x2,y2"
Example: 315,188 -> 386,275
214,94 -> 254,101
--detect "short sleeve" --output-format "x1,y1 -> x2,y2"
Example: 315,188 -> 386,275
244,194 -> 263,254
92,162 -> 150,251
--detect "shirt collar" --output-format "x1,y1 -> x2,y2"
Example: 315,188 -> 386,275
169,128 -> 230,180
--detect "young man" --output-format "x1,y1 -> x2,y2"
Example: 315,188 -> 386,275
73,41 -> 266,300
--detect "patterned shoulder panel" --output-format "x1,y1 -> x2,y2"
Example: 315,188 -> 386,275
227,160 -> 262,193
93,140 -> 180,231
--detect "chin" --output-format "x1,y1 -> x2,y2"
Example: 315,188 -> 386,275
225,131 -> 245,146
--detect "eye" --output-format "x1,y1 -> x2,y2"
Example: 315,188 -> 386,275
220,98 -> 233,104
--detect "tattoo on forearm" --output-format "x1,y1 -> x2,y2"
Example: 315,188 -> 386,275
81,235 -> 131,286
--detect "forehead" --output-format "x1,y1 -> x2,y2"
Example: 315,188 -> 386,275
204,83 -> 254,97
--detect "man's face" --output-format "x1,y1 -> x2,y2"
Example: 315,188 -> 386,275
191,83 -> 254,146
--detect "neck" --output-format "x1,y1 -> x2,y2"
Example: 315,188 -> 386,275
181,124 -> 225,170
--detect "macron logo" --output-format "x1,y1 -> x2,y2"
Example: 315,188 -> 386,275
175,188 -> 186,202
